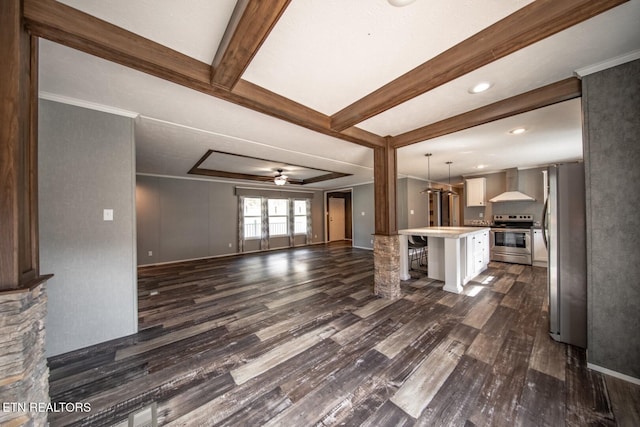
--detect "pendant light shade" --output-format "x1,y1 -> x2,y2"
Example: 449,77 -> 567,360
445,161 -> 458,195
420,153 -> 438,194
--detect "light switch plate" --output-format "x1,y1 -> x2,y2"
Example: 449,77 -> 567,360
103,209 -> 114,221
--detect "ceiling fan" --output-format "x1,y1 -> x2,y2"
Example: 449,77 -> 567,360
274,169 -> 288,186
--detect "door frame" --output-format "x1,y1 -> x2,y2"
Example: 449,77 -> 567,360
324,188 -> 353,244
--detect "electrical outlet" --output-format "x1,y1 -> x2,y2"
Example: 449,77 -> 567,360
314,234 -> 317,238
370,239 -> 374,244
103,209 -> 113,221
361,212 -> 365,216
410,209 -> 414,215
228,243 -> 232,248
479,212 -> 484,218
148,251 -> 153,257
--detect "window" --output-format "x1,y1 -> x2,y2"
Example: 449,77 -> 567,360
243,197 -> 261,239
268,199 -> 289,236
294,200 -> 307,235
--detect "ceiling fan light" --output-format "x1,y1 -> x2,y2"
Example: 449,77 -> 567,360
274,169 -> 288,185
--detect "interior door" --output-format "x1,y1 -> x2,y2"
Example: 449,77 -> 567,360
328,197 -> 346,241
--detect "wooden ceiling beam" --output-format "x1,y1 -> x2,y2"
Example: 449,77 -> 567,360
23,0 -> 385,149
390,77 -> 582,148
211,0 -> 291,90
330,0 -> 628,132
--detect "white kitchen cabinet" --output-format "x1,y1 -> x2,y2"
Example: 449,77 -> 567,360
465,230 -> 489,281
466,178 -> 486,207
532,229 -> 548,267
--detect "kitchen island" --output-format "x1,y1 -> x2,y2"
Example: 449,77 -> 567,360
399,227 -> 491,293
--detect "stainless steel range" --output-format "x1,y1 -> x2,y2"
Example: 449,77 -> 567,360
490,214 -> 533,265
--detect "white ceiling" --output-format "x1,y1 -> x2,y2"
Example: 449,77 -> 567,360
40,0 -> 640,188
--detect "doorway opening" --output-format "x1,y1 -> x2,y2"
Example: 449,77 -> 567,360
326,190 -> 353,244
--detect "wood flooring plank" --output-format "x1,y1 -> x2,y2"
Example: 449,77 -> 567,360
279,318 -> 399,404
415,355 -> 490,427
436,291 -> 464,307
212,387 -> 292,427
353,296 -> 397,318
565,346 -> 615,426
461,290 -> 502,329
348,288 -> 373,300
316,371 -> 393,426
264,285 -> 330,309
515,368 -> 566,427
605,374 -> 640,427
491,273 -> 517,294
115,320 -> 230,361
331,299 -> 414,346
468,330 -> 534,427
374,302 -> 448,359
264,349 -> 391,427
230,323 -> 339,385
390,338 -> 467,418
528,310 -> 566,381
447,323 -> 481,346
466,305 -> 517,365
499,280 -> 526,309
166,339 -> 342,426
361,400 -> 415,427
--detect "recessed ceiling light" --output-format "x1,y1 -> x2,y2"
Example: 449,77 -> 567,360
469,82 -> 492,94
476,164 -> 487,169
509,127 -> 527,135
387,0 -> 417,6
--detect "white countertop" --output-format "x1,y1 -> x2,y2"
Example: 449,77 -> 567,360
398,226 -> 490,239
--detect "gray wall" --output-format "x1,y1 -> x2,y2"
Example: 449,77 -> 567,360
350,177 -> 429,250
463,167 -> 546,225
39,100 -> 137,357
136,175 -> 325,265
398,178 -> 429,230
582,59 -> 640,379
352,183 -> 375,249
397,178 -> 408,230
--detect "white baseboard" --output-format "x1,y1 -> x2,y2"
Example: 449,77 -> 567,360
587,363 -> 640,385
352,245 -> 373,251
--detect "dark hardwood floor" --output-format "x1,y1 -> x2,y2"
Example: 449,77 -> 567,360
47,242 -> 640,426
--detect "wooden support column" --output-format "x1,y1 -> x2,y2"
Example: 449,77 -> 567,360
0,1 -> 50,425
373,141 -> 401,299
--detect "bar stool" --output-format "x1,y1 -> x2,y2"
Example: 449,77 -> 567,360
408,235 -> 427,270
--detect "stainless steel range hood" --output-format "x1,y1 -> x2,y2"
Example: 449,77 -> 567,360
489,168 -> 535,202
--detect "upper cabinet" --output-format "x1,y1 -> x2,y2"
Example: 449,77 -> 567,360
466,177 -> 486,207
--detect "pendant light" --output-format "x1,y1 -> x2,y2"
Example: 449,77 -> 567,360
445,161 -> 458,195
420,153 -> 438,194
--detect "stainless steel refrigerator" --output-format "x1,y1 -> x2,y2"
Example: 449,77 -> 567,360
542,163 -> 587,348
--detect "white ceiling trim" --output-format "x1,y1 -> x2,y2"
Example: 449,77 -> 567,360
39,91 -> 140,118
574,49 -> 640,77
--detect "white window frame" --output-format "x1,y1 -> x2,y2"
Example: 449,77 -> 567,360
268,198 -> 289,237
293,199 -> 308,235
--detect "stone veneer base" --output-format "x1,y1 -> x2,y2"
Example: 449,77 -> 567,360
373,234 -> 402,299
0,283 -> 49,427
